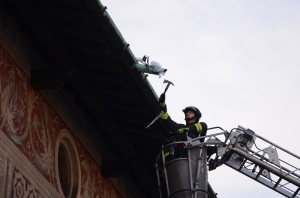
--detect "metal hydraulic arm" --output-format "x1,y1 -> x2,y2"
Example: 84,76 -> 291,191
208,126 -> 300,198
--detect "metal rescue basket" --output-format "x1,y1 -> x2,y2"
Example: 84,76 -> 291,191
155,131 -> 227,198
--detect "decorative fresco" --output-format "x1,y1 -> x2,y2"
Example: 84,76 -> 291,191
0,44 -> 123,197
78,142 -> 123,198
13,170 -> 38,198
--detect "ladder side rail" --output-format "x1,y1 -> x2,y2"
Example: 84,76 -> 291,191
246,147 -> 300,181
225,161 -> 298,198
187,148 -> 194,198
223,127 -> 300,197
162,146 -> 171,197
225,151 -> 299,197
194,148 -> 203,197
227,146 -> 300,197
293,188 -> 300,198
231,126 -> 300,168
230,128 -> 300,182
250,135 -> 300,181
256,134 -> 300,160
231,146 -> 300,187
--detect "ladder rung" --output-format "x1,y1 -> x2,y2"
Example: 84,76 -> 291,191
273,177 -> 282,189
292,187 -> 300,198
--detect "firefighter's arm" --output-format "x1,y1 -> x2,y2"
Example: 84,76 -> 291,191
159,92 -> 168,120
160,109 -> 184,133
177,123 -> 207,134
159,93 -> 167,112
160,111 -> 181,132
159,93 -> 186,133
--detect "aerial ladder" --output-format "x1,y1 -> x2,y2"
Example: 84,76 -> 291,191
155,126 -> 300,198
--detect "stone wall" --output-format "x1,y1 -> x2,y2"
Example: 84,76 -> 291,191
0,42 -> 124,197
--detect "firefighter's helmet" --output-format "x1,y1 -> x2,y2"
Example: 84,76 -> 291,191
182,106 -> 202,120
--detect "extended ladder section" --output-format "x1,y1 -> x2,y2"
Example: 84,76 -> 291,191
222,126 -> 300,198
155,126 -> 300,198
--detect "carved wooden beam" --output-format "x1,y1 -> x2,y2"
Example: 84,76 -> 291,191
8,0 -> 70,90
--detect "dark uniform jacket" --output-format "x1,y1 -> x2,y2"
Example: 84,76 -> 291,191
160,111 -> 208,142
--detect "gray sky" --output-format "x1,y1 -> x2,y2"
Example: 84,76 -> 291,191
101,1 -> 300,197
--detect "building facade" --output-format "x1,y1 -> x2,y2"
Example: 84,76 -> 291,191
0,35 -> 128,198
0,0 -> 158,197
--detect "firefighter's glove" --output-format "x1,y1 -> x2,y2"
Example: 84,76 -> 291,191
177,127 -> 190,134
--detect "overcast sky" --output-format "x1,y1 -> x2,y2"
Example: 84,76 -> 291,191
101,1 -> 300,197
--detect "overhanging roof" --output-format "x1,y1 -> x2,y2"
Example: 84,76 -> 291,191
4,0 -> 167,197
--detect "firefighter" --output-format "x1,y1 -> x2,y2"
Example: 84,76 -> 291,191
159,93 -> 208,142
